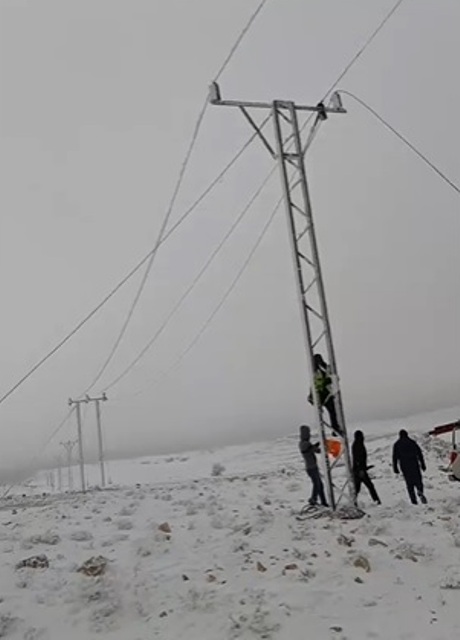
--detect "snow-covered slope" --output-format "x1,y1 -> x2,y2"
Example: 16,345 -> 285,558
1,429 -> 459,639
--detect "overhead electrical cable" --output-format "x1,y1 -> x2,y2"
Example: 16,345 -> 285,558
103,169 -> 276,392
214,0 -> 270,82
0,117 -> 269,409
0,0 -> 404,408
320,0 -> 407,104
1,0 -> 411,492
0,0 -> 272,495
103,110 -> 330,394
113,196 -> 284,402
338,89 -> 460,197
103,0 -> 410,397
83,98 -> 209,393
301,0 -> 408,153
82,0 -> 272,394
0,407 -> 74,499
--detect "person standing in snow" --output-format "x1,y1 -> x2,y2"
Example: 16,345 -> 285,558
299,425 -> 328,507
308,354 -> 343,437
392,429 -> 427,505
352,430 -> 381,504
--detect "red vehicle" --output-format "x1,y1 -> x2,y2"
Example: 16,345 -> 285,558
428,420 -> 460,480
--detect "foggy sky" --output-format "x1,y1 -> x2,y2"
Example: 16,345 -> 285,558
1,0 -> 460,471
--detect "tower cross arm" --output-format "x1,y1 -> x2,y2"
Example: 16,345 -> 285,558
208,82 -> 347,114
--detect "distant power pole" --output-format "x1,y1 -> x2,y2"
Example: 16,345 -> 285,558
68,398 -> 88,492
60,440 -> 77,491
209,83 -> 356,512
85,393 -> 108,488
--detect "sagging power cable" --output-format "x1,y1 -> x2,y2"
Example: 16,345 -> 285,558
83,0 -> 271,394
0,0 -> 403,408
103,0 -> 410,396
0,407 -> 75,499
301,0 -> 408,153
338,89 -> 460,197
114,197 -> 283,402
0,117 -> 269,409
103,169 -> 276,392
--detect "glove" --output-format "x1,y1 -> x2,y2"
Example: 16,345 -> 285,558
421,464 -> 426,472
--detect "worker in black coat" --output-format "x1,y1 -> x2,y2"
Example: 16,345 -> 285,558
393,429 -> 427,505
352,430 -> 381,504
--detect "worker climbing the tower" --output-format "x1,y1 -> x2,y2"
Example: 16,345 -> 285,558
298,425 -> 328,508
308,353 -> 343,436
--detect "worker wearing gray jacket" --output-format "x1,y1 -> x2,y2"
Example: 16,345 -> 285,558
299,425 -> 328,507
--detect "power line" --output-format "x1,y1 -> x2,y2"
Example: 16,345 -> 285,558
0,0 -> 404,409
2,369 -> 97,500
0,1 -> 272,478
214,0 -> 270,81
0,0 -> 403,497
100,0 -> 410,390
114,197 -> 283,402
83,0 -> 271,395
1,0 -> 410,505
0,121 -> 266,409
43,407 -> 76,457
103,168 -> 276,392
40,1 -> 413,480
338,89 -> 460,197
102,111 -> 327,394
300,0 -> 407,153
2,131 -> 270,496
83,97 -> 209,393
164,119 -> 270,239
0,407 -> 74,499
103,0 -> 409,397
320,0 -> 407,103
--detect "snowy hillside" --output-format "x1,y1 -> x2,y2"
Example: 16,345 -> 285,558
1,427 -> 460,639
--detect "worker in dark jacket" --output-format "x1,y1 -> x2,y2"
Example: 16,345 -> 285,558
299,425 -> 328,507
308,354 -> 343,436
352,430 -> 381,504
393,429 -> 427,505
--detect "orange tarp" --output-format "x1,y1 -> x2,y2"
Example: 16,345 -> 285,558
326,439 -> 342,458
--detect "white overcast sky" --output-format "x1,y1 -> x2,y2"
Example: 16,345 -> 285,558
1,0 -> 459,471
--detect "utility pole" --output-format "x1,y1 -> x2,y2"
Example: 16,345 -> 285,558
68,398 -> 88,492
209,83 -> 357,512
60,440 -> 77,491
85,393 -> 108,488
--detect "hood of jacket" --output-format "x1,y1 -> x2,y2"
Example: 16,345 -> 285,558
300,425 -> 311,441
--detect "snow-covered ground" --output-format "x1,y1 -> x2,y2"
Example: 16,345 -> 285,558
1,419 -> 460,639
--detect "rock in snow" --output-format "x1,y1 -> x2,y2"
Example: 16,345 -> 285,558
77,556 -> 109,577
16,555 -> 49,570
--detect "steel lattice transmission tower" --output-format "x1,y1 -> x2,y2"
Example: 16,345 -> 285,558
209,83 -> 356,511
